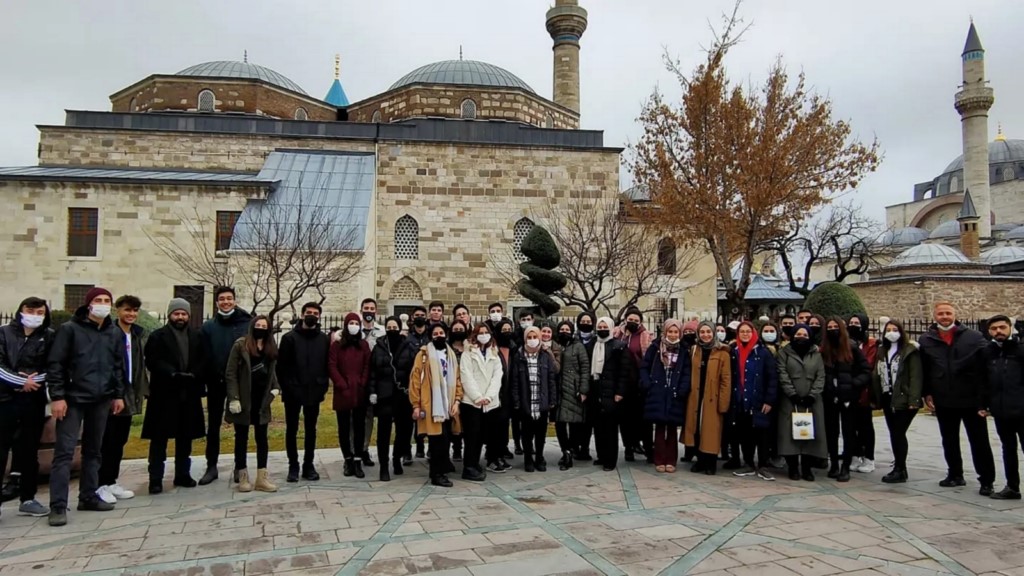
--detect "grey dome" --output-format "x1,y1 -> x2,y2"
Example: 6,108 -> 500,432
929,220 -> 962,239
942,139 -> 1024,174
993,222 -> 1022,233
981,246 -> 1024,265
1005,225 -> 1024,240
390,60 -> 535,93
935,139 -> 1024,195
176,61 -> 307,95
876,227 -> 930,247
889,243 -> 969,268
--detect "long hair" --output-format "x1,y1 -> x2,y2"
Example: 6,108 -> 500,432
473,323 -> 494,350
245,315 -> 278,360
820,316 -> 852,366
879,319 -> 909,351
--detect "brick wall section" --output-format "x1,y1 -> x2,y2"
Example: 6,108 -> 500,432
851,275 -> 1024,319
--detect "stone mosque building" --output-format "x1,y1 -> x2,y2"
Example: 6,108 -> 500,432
0,0 -> 714,320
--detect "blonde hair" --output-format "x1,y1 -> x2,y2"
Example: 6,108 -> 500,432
933,301 -> 955,311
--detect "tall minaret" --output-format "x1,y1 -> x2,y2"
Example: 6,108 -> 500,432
954,21 -> 995,239
546,0 -> 588,115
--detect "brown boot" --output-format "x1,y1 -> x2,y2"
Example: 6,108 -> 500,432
237,469 -> 253,493
254,469 -> 278,492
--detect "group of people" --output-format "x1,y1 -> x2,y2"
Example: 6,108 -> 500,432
1,288 -> 1023,528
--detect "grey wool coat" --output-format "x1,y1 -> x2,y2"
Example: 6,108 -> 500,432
225,338 -> 280,426
775,344 -> 828,458
556,339 -> 589,424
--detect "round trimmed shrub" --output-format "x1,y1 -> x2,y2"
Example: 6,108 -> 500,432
804,282 -> 867,320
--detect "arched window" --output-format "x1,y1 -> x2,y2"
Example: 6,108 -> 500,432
128,97 -> 137,112
461,99 -> 477,119
513,218 -> 535,261
657,238 -> 677,275
544,113 -> 554,129
197,89 -> 215,113
949,175 -> 959,193
294,107 -> 308,121
371,110 -> 382,123
395,215 -> 419,260
1004,166 -> 1016,181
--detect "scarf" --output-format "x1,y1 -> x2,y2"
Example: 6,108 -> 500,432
591,316 -> 614,378
697,321 -> 718,350
736,321 -> 759,396
429,346 -> 456,423
171,324 -> 189,369
660,319 -> 682,368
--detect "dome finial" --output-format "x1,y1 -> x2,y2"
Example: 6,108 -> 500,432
243,49 -> 248,64
459,45 -> 463,61
334,54 -> 340,79
996,123 -> 1006,142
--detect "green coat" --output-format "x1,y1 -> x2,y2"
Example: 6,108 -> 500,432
225,338 -> 279,426
556,339 -> 589,424
871,343 -> 923,411
776,344 -> 827,458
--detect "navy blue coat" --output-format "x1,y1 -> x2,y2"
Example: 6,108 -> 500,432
639,339 -> 690,424
730,342 -> 779,429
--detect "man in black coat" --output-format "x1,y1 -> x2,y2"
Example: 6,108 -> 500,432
919,302 -> 995,495
276,302 -> 330,483
198,286 -> 252,485
143,299 -> 206,494
984,315 -> 1024,500
396,306 -> 431,463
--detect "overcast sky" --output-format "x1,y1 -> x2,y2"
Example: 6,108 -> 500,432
1,0 -> 1021,221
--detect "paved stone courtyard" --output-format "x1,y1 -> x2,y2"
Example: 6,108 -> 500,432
1,416 -> 1023,576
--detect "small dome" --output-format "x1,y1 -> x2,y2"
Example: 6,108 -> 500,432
876,227 -> 929,247
1005,225 -> 1024,240
929,220 -> 962,239
390,60 -> 535,93
993,222 -> 1021,233
888,243 -> 970,268
981,246 -> 1024,265
176,61 -> 307,95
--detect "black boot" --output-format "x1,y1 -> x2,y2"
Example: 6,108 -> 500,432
353,460 -> 365,479
302,463 -> 320,481
524,452 -> 535,472
624,448 -> 635,462
536,455 -> 547,472
343,459 -> 355,477
287,462 -> 300,483
380,467 -> 391,482
198,465 -> 218,486
882,468 -> 908,484
361,451 -> 376,467
827,459 -> 840,479
837,460 -> 851,483
393,457 -> 404,476
515,442 -> 524,456
415,437 -> 426,459
801,459 -> 816,482
559,450 -> 574,471
149,479 -> 163,494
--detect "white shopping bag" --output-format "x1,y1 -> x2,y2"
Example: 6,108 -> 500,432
792,411 -> 815,440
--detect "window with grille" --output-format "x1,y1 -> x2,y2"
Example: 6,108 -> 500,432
67,207 -> 98,257
513,218 -> 535,261
216,211 -> 241,251
294,107 -> 308,120
371,110 -> 382,123
657,237 -> 677,275
395,215 -> 419,259
198,89 -> 215,112
461,99 -> 477,119
1004,167 -> 1016,181
64,284 -> 94,312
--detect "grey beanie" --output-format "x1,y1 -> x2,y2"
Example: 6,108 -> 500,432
167,298 -> 191,316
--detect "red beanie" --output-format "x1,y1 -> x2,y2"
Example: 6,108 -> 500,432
84,287 -> 113,306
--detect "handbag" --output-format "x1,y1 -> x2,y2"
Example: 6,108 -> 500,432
792,410 -> 815,440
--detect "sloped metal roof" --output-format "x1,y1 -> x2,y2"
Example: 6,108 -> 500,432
929,220 -> 962,239
875,227 -> 930,247
743,275 -> 805,302
981,246 -> 1024,265
0,165 -> 271,186
324,78 -> 349,107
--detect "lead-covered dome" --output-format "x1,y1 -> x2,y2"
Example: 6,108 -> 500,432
929,220 -> 962,239
934,138 -> 1024,195
390,60 -> 535,93
177,61 -> 307,95
888,243 -> 970,268
981,246 -> 1024,265
875,227 -> 929,247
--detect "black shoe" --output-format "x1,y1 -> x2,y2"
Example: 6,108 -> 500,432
173,476 -> 197,488
431,475 -> 453,488
559,451 -> 574,471
592,459 -> 604,467
837,464 -> 851,483
499,458 -> 512,471
704,466 -> 717,476
990,487 -> 1022,500
515,444 -> 524,456
827,462 -> 840,479
415,447 -> 426,459
353,460 -> 365,479
802,470 -> 816,482
343,459 -> 355,477
504,448 -> 515,460
812,457 -> 829,470
690,461 -> 706,473
198,466 -> 218,486
525,458 -> 535,473
980,484 -> 994,497
361,452 -> 375,467
149,481 -> 163,495
576,451 -> 593,462
939,475 -> 966,488
723,458 -> 742,470
788,469 -> 801,481
302,464 -> 320,481
393,458 -> 404,476
77,497 -> 115,512
882,468 -> 908,484
287,463 -> 300,483
536,457 -> 547,472
403,454 -> 413,466
603,465 -> 616,472
452,448 -> 463,462
380,468 -> 391,482
462,468 -> 487,482
624,450 -> 636,462
1,476 -> 19,503
48,506 -> 67,526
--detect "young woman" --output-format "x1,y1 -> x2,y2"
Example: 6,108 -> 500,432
871,320 -> 922,483
808,315 -> 825,346
540,324 -> 563,373
493,320 -> 518,465
617,308 -> 654,463
729,321 -> 778,480
777,324 -> 827,481
511,327 -> 558,472
847,313 -> 878,474
683,322 -> 732,475
581,317 -> 630,471
448,319 -> 469,463
329,312 -> 372,479
410,324 -> 464,487
225,316 -> 280,493
369,316 -> 405,482
820,317 -> 870,482
554,321 -> 583,470
759,323 -> 781,356
640,319 -> 689,472
459,323 -> 503,481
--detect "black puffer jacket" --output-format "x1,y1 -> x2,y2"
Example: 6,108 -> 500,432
918,323 -> 988,410
396,329 -> 431,390
199,308 -> 253,386
46,306 -> 125,403
0,307 -> 54,404
369,335 -> 403,418
580,338 -> 630,414
276,325 -> 330,406
823,344 -> 871,404
985,337 -> 1024,419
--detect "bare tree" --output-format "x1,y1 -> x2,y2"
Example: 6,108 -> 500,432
145,205 -> 235,288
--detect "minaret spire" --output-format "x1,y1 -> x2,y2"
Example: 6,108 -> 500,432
546,0 -> 588,115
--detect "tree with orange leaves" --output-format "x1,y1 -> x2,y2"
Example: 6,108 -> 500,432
629,2 -> 880,315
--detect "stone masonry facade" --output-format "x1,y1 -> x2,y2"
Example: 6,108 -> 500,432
851,275 -> 1024,319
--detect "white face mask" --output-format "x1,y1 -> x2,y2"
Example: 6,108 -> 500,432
217,308 -> 235,317
21,314 -> 44,329
346,324 -> 361,335
716,331 -> 727,342
526,338 -> 540,349
521,321 -> 533,330
885,331 -> 901,343
90,304 -> 111,319
762,332 -> 777,343
937,322 -> 955,332
477,333 -> 491,345
489,312 -> 502,323
665,337 -> 680,345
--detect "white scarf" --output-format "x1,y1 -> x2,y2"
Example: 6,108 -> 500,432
429,346 -> 456,422
878,346 -> 900,394
591,316 -> 615,378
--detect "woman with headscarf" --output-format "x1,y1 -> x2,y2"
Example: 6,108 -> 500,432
729,321 -> 779,480
680,319 -> 700,463
580,316 -> 630,471
682,321 -> 732,475
410,323 -> 463,487
511,326 -> 558,472
566,312 -> 598,461
616,308 -> 654,463
640,319 -> 690,472
553,320 -> 583,470
776,324 -> 828,481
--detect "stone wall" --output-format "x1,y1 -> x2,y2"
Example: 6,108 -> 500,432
850,275 -> 1024,319
886,180 -> 1024,231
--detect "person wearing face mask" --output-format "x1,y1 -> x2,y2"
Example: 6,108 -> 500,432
356,298 -> 386,469
329,313 -> 372,479
759,324 -> 781,356
581,317 -> 630,471
142,299 -> 206,495
410,324 -> 464,487
727,321 -> 779,481
276,302 -> 330,483
779,315 -> 797,346
776,324 -> 827,482
678,320 -> 701,464
819,318 -> 870,483
726,321 -> 740,344
511,326 -> 558,472
368,317 -> 406,482
566,312 -> 598,461
870,320 -> 922,485
447,320 -> 469,462
715,324 -> 730,344
0,297 -> 54,519
553,321 -> 583,470
759,323 -> 785,469
198,286 -> 253,486
615,308 -> 654,464
485,319 -> 516,472
46,287 -> 126,526
397,306 -> 432,463
683,322 -> 732,475
514,311 -> 535,349
807,315 -> 825,346
846,314 -> 878,475
984,315 -> 1024,500
919,302 -> 994,495
484,303 -> 507,335
640,319 -> 690,473
459,324 -> 502,481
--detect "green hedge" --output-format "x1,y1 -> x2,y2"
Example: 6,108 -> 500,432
804,282 -> 867,320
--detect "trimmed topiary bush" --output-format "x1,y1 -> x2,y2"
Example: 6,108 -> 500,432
49,309 -> 74,330
517,225 -> 567,318
136,310 -> 163,333
804,282 -> 867,320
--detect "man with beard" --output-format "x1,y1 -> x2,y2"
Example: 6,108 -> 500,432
985,315 -> 1024,500
277,302 -> 330,483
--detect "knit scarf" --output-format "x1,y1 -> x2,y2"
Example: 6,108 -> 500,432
591,316 -> 614,378
429,346 -> 456,423
735,322 -> 759,396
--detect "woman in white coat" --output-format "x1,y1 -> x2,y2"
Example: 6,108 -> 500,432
459,323 -> 504,481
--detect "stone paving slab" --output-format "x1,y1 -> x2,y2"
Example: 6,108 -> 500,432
0,415 -> 1022,575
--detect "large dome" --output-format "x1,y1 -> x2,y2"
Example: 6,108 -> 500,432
888,243 -> 970,268
934,138 -> 1024,195
176,61 -> 307,95
942,139 -> 1024,174
875,227 -> 929,247
981,246 -> 1024,265
390,60 -> 535,93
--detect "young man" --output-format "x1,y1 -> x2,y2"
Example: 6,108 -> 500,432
919,302 -> 995,495
47,287 -> 126,526
357,298 -> 387,467
779,315 -> 797,344
984,315 -> 1024,500
96,295 -> 148,504
198,286 -> 252,485
397,306 -> 431,463
485,303 -> 507,335
796,310 -> 812,325
514,310 -> 535,348
428,301 -> 446,327
0,297 -> 54,518
277,302 -> 330,482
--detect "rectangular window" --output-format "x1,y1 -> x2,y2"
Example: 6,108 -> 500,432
216,211 -> 241,251
67,208 -> 98,257
64,284 -> 94,311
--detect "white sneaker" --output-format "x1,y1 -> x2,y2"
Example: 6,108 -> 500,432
96,485 -> 117,504
849,457 -> 863,471
107,483 -> 135,500
856,459 -> 875,473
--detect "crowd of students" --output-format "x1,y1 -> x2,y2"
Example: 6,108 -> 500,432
1,288 -> 1022,529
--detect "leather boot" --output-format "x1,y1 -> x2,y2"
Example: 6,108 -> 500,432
837,460 -> 851,483
393,457 -> 404,476
827,459 -> 840,479
380,467 -> 391,482
237,469 -> 253,492
287,462 -> 300,483
343,459 -> 355,477
254,469 -> 278,492
353,460 -> 365,479
559,450 -> 574,471
198,465 -> 218,486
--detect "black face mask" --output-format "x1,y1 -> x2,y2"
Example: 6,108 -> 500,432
626,322 -> 640,333
809,326 -> 821,341
451,332 -> 467,343
303,315 -> 318,328
578,323 -> 594,334
847,325 -> 863,341
782,325 -> 796,339
413,317 -> 427,328
432,336 -> 447,350
363,312 -> 375,324
683,333 -> 697,346
557,333 -> 573,346
497,333 -> 513,347
252,328 -> 269,340
386,330 -> 403,348
826,329 -> 841,345
791,338 -> 811,354
596,329 -> 611,339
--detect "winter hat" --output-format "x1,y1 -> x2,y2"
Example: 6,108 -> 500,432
344,312 -> 361,326
84,287 -> 113,306
683,320 -> 699,333
167,298 -> 191,316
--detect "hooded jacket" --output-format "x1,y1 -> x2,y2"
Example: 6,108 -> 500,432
918,322 -> 988,410
0,304 -> 54,404
46,305 -> 125,403
276,323 -> 330,406
200,307 -> 253,385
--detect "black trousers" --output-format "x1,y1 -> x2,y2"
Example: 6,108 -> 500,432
572,422 -> 593,456
206,382 -> 227,467
824,400 -> 857,464
460,404 -> 485,470
284,401 -> 320,467
0,400 -> 45,503
336,407 -> 367,460
853,405 -> 875,460
620,393 -> 651,455
555,421 -> 573,452
394,393 -> 414,460
935,406 -> 996,485
233,423 -> 268,470
50,401 -> 110,509
520,413 -> 548,462
594,410 -> 620,469
377,413 -> 394,462
148,435 -> 194,480
735,413 -> 770,469
429,421 -> 454,478
881,395 -> 917,470
994,416 -> 1024,491
98,414 -> 133,486
510,411 -> 522,449
485,408 -> 510,464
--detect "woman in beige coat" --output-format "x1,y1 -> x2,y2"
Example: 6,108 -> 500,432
410,324 -> 464,487
682,321 -> 732,475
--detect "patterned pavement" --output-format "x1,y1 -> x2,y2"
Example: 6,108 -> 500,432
0,416 -> 1022,576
